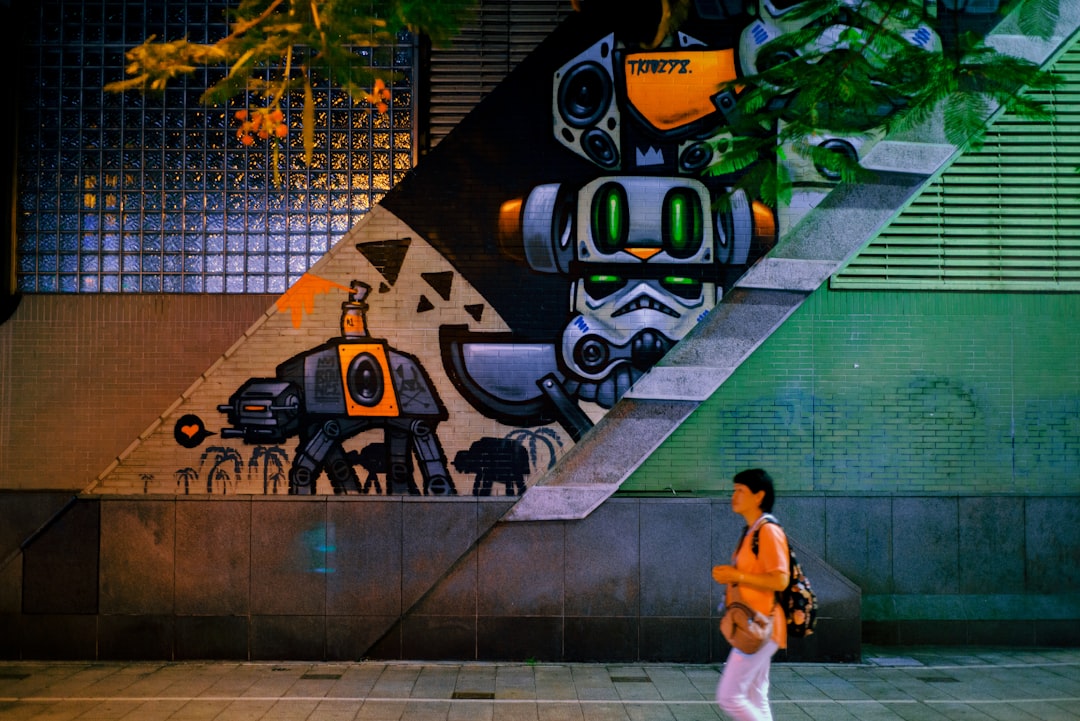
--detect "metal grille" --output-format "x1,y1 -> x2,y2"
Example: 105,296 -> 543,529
16,0 -> 417,294
426,0 -> 571,147
833,39 -> 1080,291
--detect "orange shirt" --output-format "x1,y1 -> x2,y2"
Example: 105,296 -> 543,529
727,519 -> 790,649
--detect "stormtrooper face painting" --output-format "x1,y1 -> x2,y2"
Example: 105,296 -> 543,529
562,274 -> 714,398
557,176 -> 723,405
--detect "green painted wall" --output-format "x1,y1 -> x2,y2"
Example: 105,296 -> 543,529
623,289 -> 1080,495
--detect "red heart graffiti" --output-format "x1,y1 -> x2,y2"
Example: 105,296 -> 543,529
181,424 -> 200,439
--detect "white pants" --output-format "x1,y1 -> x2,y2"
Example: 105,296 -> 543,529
716,639 -> 778,721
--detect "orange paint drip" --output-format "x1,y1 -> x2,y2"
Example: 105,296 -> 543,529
276,273 -> 354,328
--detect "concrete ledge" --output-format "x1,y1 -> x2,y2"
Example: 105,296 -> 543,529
859,141 -> 957,175
501,486 -> 617,521
623,366 -> 732,401
733,258 -> 838,292
514,399 -> 699,487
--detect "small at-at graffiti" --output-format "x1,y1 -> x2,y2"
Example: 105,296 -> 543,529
218,280 -> 457,495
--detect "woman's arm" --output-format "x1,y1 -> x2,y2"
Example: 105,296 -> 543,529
712,565 -> 789,592
713,524 -> 790,591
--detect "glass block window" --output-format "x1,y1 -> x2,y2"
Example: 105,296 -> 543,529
16,0 -> 417,294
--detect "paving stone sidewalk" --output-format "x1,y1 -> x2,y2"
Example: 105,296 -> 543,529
0,646 -> 1078,720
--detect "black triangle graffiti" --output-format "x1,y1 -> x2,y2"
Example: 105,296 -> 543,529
421,271 -> 453,301
417,295 -> 435,313
356,238 -> 411,287
465,304 -> 484,322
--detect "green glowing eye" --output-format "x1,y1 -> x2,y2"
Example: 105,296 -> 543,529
591,182 -> 629,253
584,274 -> 627,299
663,187 -> 703,258
661,276 -> 702,300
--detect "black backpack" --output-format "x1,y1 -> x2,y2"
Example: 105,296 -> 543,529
749,515 -> 818,638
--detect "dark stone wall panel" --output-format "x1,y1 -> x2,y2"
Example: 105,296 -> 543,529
251,500 -> 327,616
892,497 -> 959,595
366,623 -> 403,660
412,545 -> 479,618
564,617 -> 639,662
565,500 -> 639,617
959,497 -> 1025,595
18,614 -> 97,659
1026,498 -> 1080,593
0,492 -> 74,560
0,553 -> 21,614
476,616 -> 562,661
0,613 -> 18,658
175,500 -> 250,616
401,499 -> 477,611
327,614 -> 400,661
966,619 -> 1037,646
401,616 -> 477,660
825,497 -> 893,594
478,522 -> 564,617
639,617 -> 710,662
251,615 -> 326,660
175,616 -> 249,660
788,616 -> 860,662
329,500 -> 402,616
22,498 -> 99,615
778,496 -> 827,559
27,493 -> 1080,662
100,500 -> 175,614
1036,619 -> 1080,647
640,500 -> 711,617
99,615 -> 174,660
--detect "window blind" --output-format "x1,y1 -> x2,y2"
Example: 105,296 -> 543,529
833,39 -> 1080,291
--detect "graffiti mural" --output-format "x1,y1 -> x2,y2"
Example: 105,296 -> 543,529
97,0 -> 957,497
437,7 -> 779,440
425,0 -> 940,439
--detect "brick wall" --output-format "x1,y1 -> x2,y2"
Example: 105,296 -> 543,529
0,294 -> 273,491
624,289 -> 1080,495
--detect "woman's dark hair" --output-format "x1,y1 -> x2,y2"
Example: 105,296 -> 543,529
733,468 -> 775,512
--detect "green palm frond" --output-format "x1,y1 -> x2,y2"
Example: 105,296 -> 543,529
704,134 -> 773,178
942,90 -> 994,149
1009,0 -> 1060,39
705,0 -> 1064,213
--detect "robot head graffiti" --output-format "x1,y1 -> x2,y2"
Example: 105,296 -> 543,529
567,177 -> 718,404
553,31 -> 746,175
511,175 -> 769,407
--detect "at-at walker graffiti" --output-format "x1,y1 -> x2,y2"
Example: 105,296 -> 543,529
219,281 -> 456,495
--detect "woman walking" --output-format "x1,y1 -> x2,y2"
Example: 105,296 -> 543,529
712,468 -> 790,721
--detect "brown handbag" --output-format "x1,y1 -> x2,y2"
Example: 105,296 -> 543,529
719,586 -> 773,654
